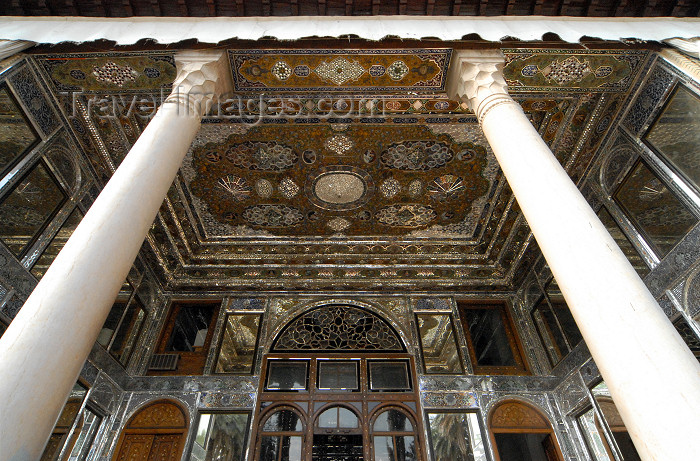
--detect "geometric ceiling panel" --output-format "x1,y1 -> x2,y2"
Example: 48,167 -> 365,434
36,52 -> 177,94
504,49 -> 647,93
33,44 -> 649,292
188,123 -> 488,237
229,49 -> 451,93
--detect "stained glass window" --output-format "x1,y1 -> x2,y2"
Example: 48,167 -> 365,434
272,305 -> 403,352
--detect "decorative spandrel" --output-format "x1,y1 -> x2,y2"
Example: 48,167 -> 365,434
272,305 -> 404,352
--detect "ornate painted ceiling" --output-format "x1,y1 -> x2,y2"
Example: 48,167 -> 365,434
28,43 -> 651,292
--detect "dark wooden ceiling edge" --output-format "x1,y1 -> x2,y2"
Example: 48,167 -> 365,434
27,36 -> 663,54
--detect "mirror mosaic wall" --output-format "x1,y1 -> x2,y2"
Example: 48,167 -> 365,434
0,42 -> 698,461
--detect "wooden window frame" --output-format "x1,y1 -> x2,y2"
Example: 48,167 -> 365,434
149,300 -> 221,376
370,406 -> 422,461
249,353 -> 425,461
457,300 -> 530,375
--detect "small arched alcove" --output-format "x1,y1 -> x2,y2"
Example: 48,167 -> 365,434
112,399 -> 188,461
489,400 -> 564,461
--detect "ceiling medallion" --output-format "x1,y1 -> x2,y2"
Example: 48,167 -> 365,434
217,175 -> 251,201
380,178 -> 401,198
325,134 -> 354,156
279,177 -> 300,199
314,57 -> 365,86
427,175 -> 466,201
327,217 -> 351,233
255,179 -> 274,198
306,166 -> 374,211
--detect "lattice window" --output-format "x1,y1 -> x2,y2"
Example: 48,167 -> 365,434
272,305 -> 404,352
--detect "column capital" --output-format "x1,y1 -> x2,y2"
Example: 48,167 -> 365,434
166,50 -> 232,116
446,49 -> 515,124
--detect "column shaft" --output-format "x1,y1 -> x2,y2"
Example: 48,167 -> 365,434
449,51 -> 700,461
0,51 -> 228,461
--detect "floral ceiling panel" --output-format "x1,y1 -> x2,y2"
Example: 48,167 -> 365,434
228,49 -> 452,92
188,123 -> 489,237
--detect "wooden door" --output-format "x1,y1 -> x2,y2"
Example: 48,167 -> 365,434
112,401 -> 187,461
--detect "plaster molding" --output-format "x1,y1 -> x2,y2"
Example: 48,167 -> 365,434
446,49 -> 519,124
166,50 -> 232,117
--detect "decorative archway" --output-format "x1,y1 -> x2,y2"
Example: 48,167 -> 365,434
489,400 -> 563,461
251,304 -> 424,461
112,399 -> 188,461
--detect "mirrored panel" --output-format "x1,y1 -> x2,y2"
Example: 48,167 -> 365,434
614,160 -> 698,257
31,207 -> 83,279
591,381 -> 641,461
672,315 -> 700,363
109,294 -> 147,366
66,406 -> 102,461
368,360 -> 411,391
0,160 -> 66,257
40,382 -> 88,461
0,86 -> 39,175
458,301 -> 528,375
415,313 -> 464,374
644,85 -> 700,192
190,412 -> 250,461
577,407 -> 613,461
317,360 -> 359,391
215,313 -> 261,374
166,303 -> 216,352
426,412 -> 487,461
98,282 -> 134,348
266,361 -> 308,391
597,206 -> 649,277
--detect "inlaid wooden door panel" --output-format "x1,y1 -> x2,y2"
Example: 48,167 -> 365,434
147,434 -> 183,461
115,434 -> 155,461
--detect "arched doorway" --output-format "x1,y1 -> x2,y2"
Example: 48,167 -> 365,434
489,400 -> 563,461
112,399 -> 188,461
250,304 -> 425,461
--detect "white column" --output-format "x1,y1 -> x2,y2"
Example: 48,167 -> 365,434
0,50 -> 230,461
447,50 -> 700,461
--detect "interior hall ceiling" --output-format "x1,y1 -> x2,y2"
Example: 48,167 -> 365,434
30,42 -> 651,292
3,0 -> 699,17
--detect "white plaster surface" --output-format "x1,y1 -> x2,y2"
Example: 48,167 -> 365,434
0,16 -> 698,45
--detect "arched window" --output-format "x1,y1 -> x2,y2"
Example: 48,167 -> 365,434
313,405 -> 363,460
371,408 -> 418,461
257,407 -> 304,461
316,406 -> 359,430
